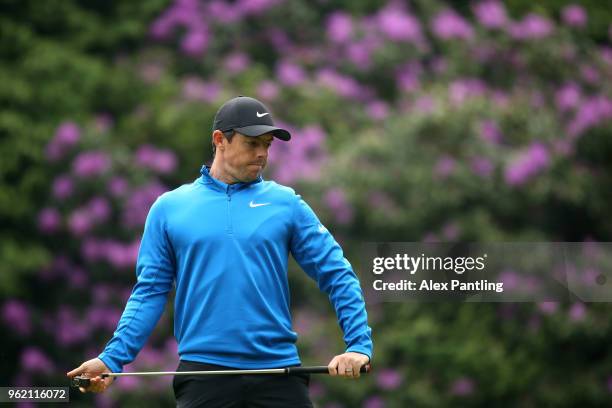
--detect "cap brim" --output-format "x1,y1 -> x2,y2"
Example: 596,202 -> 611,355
234,125 -> 291,141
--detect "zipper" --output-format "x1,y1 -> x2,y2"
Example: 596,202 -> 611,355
226,186 -> 233,235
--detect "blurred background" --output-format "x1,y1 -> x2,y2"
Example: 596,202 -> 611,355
1,0 -> 612,406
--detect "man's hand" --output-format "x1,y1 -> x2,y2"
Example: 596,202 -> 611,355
328,352 -> 370,379
67,358 -> 114,393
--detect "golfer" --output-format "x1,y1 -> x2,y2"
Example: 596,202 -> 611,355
67,96 -> 373,407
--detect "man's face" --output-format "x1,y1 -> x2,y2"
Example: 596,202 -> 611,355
220,132 -> 273,183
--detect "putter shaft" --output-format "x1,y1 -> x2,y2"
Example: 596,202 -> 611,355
71,364 -> 371,388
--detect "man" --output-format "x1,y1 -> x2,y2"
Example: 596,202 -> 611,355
67,96 -> 373,407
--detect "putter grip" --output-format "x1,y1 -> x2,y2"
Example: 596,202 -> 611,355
288,364 -> 371,374
70,376 -> 91,388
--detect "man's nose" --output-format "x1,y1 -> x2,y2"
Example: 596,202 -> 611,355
256,146 -> 268,159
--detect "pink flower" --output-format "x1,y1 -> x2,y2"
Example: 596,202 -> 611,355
95,113 -> 113,133
442,222 -> 460,240
2,300 -> 31,336
237,0 -> 281,15
55,122 -> 80,145
562,5 -> 587,28
346,41 -> 372,70
140,62 -> 164,83
580,65 -> 599,84
499,270 -> 520,290
508,14 -> 553,39
316,68 -> 364,99
204,1 -> 242,24
473,1 -> 508,29
276,60 -> 306,86
182,77 -> 220,102
567,96 -> 612,137
378,6 -> 423,43
363,396 -> 385,408
180,28 -> 209,57
52,174 -> 74,200
415,95 -> 435,113
257,80 -> 279,100
55,307 -> 90,346
555,83 -> 581,111
434,156 -> 456,178
538,301 -> 559,315
326,12 -> 353,43
368,191 -> 396,212
478,120 -> 503,144
122,183 -> 167,228
88,197 -> 111,223
21,347 -> 54,374
135,145 -> 177,174
68,209 -> 93,236
470,157 -> 494,178
449,78 -> 487,104
569,302 -> 586,321
450,377 -> 475,396
396,63 -> 422,93
432,9 -> 474,40
72,151 -> 110,177
82,238 -> 104,262
268,125 -> 327,184
108,177 -> 128,197
366,100 -> 389,120
324,188 -> 353,225
45,122 -> 80,161
504,143 -> 550,186
37,208 -> 61,234
376,368 -> 402,390
224,52 -> 250,74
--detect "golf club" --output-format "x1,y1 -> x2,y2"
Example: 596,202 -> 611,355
70,364 -> 371,388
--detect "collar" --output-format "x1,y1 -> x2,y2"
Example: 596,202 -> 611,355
199,165 -> 263,192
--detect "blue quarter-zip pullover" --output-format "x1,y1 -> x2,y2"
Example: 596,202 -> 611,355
98,166 -> 372,372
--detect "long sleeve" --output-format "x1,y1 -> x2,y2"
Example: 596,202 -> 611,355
289,195 -> 373,360
98,197 -> 176,373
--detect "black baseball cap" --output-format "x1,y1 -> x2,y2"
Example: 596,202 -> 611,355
212,96 -> 291,141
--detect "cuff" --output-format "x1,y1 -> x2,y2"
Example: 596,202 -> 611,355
98,353 -> 122,374
346,347 -> 372,363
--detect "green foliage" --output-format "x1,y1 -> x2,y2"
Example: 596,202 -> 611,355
1,0 -> 612,406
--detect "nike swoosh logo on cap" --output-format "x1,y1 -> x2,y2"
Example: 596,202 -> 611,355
249,200 -> 271,208
256,112 -> 269,118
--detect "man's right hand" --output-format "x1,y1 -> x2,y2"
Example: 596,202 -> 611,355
67,358 -> 114,393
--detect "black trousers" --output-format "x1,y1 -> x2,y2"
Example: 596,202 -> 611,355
173,360 -> 313,408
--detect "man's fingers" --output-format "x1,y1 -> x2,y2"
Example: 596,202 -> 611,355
66,364 -> 84,377
351,362 -> 361,379
329,354 -> 368,379
328,357 -> 339,376
75,375 -> 105,394
83,378 -> 102,394
338,361 -> 349,378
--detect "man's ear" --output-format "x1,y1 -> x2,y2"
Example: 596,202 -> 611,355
212,130 -> 225,151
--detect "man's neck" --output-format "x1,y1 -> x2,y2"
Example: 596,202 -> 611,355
209,160 -> 237,184
208,160 -> 236,184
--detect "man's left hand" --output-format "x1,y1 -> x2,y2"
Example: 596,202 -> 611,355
327,352 -> 370,379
